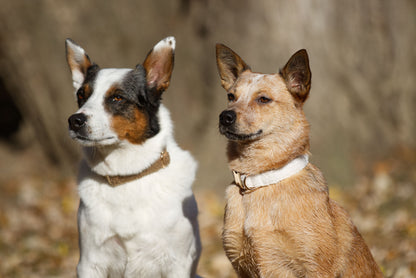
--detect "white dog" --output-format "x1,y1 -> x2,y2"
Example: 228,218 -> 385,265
65,36 -> 201,277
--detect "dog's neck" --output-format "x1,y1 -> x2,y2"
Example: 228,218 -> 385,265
227,136 -> 310,176
83,105 -> 173,177
83,143 -> 167,177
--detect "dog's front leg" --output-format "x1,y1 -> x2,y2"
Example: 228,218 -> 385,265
77,201 -> 124,278
77,259 -> 107,278
165,267 -> 192,278
223,185 -> 244,260
223,185 -> 257,277
76,201 -> 106,278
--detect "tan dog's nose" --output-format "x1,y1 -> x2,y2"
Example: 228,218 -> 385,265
219,110 -> 236,127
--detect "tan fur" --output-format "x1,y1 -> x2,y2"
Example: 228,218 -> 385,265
143,42 -> 175,92
105,86 -> 149,144
111,110 -> 148,144
225,72 -> 311,175
80,83 -> 92,99
66,44 -> 92,76
216,44 -> 383,277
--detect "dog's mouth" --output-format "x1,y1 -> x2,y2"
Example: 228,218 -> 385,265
71,133 -> 117,146
221,129 -> 263,141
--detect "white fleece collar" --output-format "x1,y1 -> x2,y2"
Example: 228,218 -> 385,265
232,154 -> 309,193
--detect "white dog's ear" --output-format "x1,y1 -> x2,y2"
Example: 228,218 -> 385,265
216,43 -> 251,91
143,36 -> 175,93
65,39 -> 93,90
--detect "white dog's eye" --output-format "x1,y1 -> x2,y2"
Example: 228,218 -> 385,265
77,88 -> 86,101
112,95 -> 124,102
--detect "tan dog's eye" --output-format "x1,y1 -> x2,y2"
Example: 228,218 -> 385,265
227,93 -> 236,102
257,96 -> 271,104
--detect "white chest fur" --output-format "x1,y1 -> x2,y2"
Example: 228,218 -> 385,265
76,107 -> 200,278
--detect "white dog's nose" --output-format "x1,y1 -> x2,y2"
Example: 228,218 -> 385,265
68,113 -> 87,132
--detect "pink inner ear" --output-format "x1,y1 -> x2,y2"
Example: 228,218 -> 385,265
289,75 -> 299,87
144,51 -> 173,92
146,68 -> 159,87
289,72 -> 305,92
292,83 -> 301,91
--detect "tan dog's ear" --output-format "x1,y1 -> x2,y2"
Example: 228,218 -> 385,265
65,39 -> 93,90
216,44 -> 251,91
280,49 -> 311,104
143,36 -> 175,93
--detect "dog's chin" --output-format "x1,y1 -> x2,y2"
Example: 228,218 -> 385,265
221,129 -> 263,142
71,134 -> 118,147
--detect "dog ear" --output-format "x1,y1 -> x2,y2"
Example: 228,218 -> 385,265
280,49 -> 311,104
143,36 -> 175,94
65,39 -> 93,90
216,44 -> 251,91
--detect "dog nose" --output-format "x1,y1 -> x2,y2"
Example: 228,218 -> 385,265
219,110 -> 236,126
68,113 -> 87,132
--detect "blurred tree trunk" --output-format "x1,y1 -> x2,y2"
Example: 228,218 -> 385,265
0,0 -> 414,186
0,2 -> 80,171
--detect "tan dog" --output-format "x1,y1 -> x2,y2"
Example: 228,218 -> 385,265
216,44 -> 383,278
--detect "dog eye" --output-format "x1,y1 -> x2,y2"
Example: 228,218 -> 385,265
257,96 -> 272,104
77,89 -> 85,100
112,95 -> 124,102
227,93 -> 236,102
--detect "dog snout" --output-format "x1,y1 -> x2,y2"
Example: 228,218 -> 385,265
219,110 -> 236,127
68,113 -> 87,132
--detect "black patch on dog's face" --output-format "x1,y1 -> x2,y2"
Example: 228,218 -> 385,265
105,65 -> 161,140
76,64 -> 99,107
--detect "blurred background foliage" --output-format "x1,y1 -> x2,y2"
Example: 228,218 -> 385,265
0,0 -> 415,277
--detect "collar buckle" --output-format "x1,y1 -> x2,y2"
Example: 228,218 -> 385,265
232,170 -> 249,191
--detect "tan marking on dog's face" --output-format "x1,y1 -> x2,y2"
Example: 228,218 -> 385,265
105,86 -> 149,145
227,71 -> 301,138
111,110 -> 148,144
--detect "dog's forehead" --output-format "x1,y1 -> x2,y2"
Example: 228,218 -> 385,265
234,72 -> 286,95
94,68 -> 132,95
